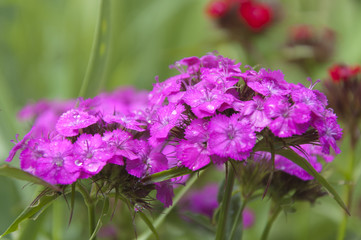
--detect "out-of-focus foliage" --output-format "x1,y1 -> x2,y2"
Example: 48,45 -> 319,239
1,0 -> 361,239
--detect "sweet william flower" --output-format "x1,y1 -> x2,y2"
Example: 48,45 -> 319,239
208,114 -> 256,161
183,87 -> 234,118
155,181 -> 174,208
290,82 -> 327,116
240,95 -> 271,131
73,134 -> 113,177
241,68 -> 289,97
313,111 -> 342,154
102,129 -> 138,164
6,128 -> 34,162
125,140 -> 168,178
181,184 -> 219,218
56,109 -> 98,137
103,113 -> 146,132
19,138 -> 48,175
264,96 -> 311,137
149,103 -> 185,146
33,139 -> 80,185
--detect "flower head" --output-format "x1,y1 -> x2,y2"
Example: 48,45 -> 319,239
56,109 -> 98,137
208,114 -> 256,160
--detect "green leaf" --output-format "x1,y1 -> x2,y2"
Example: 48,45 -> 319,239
89,197 -> 110,240
0,191 -> 60,238
141,166 -> 192,184
78,0 -> 112,98
0,165 -> 61,192
277,148 -> 349,215
68,183 -> 76,226
137,212 -> 159,240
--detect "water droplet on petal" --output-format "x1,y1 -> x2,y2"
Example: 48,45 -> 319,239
86,162 -> 101,173
75,159 -> 83,166
207,105 -> 215,111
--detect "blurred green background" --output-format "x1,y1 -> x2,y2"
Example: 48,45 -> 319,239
1,0 -> 361,239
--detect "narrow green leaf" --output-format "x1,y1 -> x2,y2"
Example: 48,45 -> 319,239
277,148 -> 349,215
68,183 -> 76,226
89,197 -> 110,240
137,212 -> 159,240
141,166 -> 192,184
78,0 -> 112,98
0,191 -> 60,238
0,165 -> 61,192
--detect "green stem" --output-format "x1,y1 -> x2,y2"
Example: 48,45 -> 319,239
261,205 -> 281,240
78,0 -> 111,98
229,197 -> 248,240
52,201 -> 63,240
76,183 -> 97,240
88,203 -> 96,239
337,146 -> 356,240
137,172 -> 203,240
215,164 -> 236,240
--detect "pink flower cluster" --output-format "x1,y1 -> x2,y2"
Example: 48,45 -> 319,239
6,53 -> 342,207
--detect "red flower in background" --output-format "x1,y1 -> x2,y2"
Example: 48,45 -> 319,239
238,1 -> 273,31
328,64 -> 361,82
290,25 -> 313,42
206,0 -> 229,18
206,0 -> 275,32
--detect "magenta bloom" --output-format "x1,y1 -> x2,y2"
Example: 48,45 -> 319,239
31,139 -> 80,185
178,141 -> 210,171
208,114 -> 256,161
148,74 -> 188,105
178,119 -> 212,170
155,181 -> 174,208
102,129 -> 137,164
6,129 -> 34,162
291,83 -> 327,116
103,113 -> 146,132
125,140 -> 168,178
17,99 -> 75,138
183,88 -> 234,118
149,104 -> 185,146
264,96 -> 311,137
56,109 -> 98,137
200,67 -> 240,92
73,134 -> 113,176
241,95 -> 271,131
242,68 -> 290,96
313,111 -> 342,154
181,183 -> 219,218
243,208 -> 255,229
